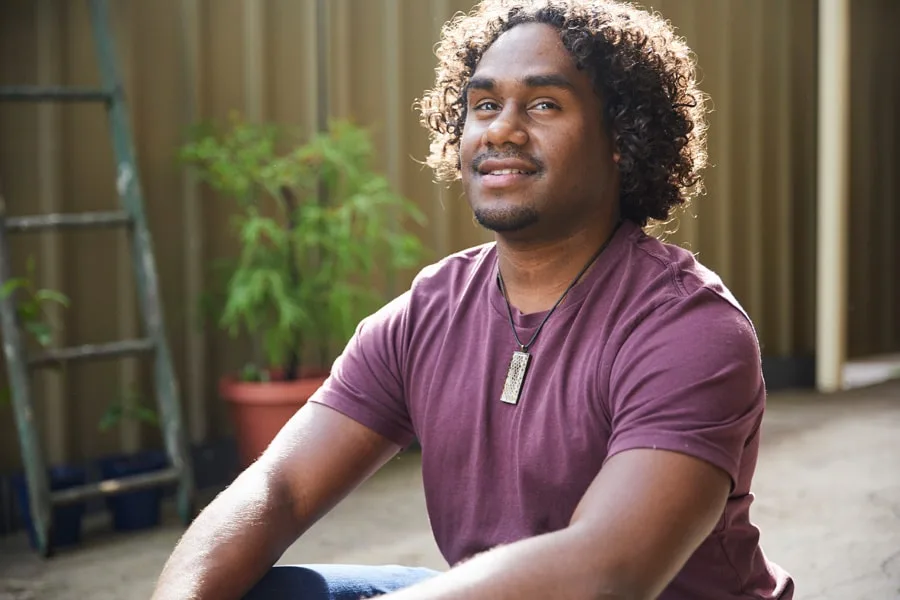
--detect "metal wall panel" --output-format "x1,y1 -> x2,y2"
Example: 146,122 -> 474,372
847,0 -> 900,358
0,0 -> 896,471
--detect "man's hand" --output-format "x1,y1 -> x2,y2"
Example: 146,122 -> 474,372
151,402 -> 400,600
382,448 -> 731,600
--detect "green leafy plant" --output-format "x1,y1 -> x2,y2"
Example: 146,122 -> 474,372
180,114 -> 426,382
0,257 -> 69,407
0,256 -> 69,349
98,385 -> 159,433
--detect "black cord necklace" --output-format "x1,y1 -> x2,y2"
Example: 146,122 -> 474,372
496,220 -> 622,405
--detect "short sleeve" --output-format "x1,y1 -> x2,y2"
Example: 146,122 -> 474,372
308,292 -> 415,447
605,289 -> 765,488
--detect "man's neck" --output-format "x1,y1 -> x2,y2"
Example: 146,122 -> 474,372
495,218 -> 621,315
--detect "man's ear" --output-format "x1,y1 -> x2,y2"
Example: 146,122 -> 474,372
607,128 -> 621,164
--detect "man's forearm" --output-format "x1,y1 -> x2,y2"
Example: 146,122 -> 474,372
151,468 -> 301,600
382,524 -> 641,600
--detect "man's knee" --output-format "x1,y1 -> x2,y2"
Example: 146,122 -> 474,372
242,565 -> 332,600
242,564 -> 440,600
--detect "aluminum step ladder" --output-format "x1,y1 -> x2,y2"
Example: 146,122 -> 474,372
0,0 -> 194,556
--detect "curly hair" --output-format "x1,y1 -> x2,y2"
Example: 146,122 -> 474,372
418,0 -> 709,227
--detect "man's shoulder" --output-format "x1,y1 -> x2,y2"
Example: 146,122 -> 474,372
358,242 -> 494,337
409,242 -> 496,299
623,225 -> 751,326
608,227 -> 765,419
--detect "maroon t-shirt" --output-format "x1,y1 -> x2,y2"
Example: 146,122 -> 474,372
310,220 -> 793,599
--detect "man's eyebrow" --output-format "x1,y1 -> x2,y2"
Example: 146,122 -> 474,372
467,76 -> 496,92
523,73 -> 575,90
466,73 -> 575,95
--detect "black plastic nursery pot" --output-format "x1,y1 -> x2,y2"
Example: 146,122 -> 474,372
12,465 -> 87,549
97,449 -> 168,531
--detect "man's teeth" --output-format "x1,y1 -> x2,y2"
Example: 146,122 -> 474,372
488,169 -> 528,175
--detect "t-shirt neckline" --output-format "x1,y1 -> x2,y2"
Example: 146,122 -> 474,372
487,220 -> 637,330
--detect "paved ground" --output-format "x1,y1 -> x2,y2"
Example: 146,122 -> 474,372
1,380 -> 899,599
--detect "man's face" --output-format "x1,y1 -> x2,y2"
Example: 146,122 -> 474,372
459,22 -> 618,238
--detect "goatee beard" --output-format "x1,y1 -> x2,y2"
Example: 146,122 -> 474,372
473,206 -> 539,232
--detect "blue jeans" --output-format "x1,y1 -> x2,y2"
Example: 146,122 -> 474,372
242,564 -> 441,599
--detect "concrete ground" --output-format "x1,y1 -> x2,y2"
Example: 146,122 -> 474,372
1,380 -> 899,599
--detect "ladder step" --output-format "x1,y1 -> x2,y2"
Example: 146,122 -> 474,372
0,86 -> 113,103
29,338 -> 155,368
51,467 -> 180,506
5,211 -> 131,233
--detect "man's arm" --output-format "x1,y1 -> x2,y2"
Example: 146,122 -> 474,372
151,402 -> 400,600
382,447 -> 730,600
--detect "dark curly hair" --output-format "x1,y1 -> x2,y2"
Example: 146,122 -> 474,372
418,0 -> 709,227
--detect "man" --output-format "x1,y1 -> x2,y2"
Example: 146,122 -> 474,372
153,1 -> 794,598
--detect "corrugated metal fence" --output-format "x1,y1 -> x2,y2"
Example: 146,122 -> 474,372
0,0 -> 897,471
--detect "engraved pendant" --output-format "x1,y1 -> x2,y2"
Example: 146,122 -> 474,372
500,350 -> 531,405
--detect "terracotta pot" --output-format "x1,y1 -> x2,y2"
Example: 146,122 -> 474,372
219,370 -> 328,468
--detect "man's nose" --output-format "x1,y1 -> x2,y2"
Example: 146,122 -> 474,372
483,105 -> 529,147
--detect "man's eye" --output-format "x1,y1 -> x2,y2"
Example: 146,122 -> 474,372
474,101 -> 500,111
532,101 -> 559,111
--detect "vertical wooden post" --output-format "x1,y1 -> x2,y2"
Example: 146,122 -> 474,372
816,0 -> 851,392
745,1 -> 765,331
316,0 -> 330,134
431,0 -> 452,258
331,0 -> 351,120
774,0 -> 796,356
383,0 -> 402,296
0,193 -> 53,556
242,0 -> 266,123
713,0 -> 734,286
302,0 -> 318,135
114,0 -> 141,455
35,0 -> 67,465
179,0 -> 207,445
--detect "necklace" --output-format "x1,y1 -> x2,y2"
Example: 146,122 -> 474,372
496,221 -> 622,405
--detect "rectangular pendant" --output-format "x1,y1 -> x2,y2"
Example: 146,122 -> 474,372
500,350 -> 531,405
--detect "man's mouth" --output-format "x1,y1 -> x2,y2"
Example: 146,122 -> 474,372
483,168 -> 534,176
474,157 -> 540,188
478,169 -> 535,189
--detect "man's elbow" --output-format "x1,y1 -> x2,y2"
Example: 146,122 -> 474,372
584,578 -> 651,600
563,529 -> 663,600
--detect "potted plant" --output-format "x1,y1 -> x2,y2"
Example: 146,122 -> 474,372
0,257 -> 85,549
179,114 -> 426,467
96,387 -> 168,532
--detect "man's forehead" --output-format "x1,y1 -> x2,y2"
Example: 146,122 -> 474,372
474,23 -> 574,78
479,22 -> 568,63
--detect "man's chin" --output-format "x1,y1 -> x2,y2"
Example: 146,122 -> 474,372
472,207 -> 539,233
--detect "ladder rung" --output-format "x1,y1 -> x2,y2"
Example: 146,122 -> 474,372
29,338 -> 156,368
0,86 -> 113,103
5,211 -> 131,233
51,467 -> 179,506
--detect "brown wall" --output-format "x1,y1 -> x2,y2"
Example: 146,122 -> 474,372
0,0 -> 897,471
847,0 -> 900,358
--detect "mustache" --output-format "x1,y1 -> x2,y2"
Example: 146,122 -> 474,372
471,149 -> 544,173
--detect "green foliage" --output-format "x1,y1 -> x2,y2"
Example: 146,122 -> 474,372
0,256 -> 69,407
98,386 -> 159,432
180,114 -> 426,380
0,256 -> 70,349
